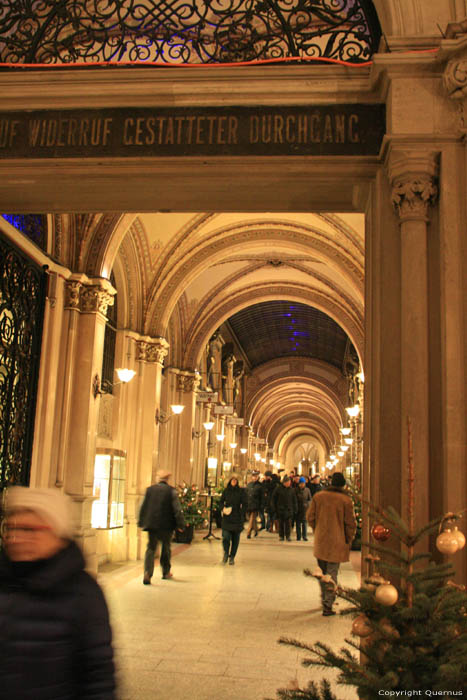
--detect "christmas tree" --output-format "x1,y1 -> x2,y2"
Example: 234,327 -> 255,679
274,424 -> 467,699
177,483 -> 206,527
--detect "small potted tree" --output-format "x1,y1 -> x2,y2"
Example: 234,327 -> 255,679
175,483 -> 206,543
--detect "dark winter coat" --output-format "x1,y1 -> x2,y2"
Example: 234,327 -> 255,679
138,480 -> 185,532
220,482 -> 247,532
308,486 -> 357,562
272,483 -> 298,519
295,485 -> 312,519
262,478 -> 276,511
309,482 -> 322,498
246,479 -> 263,512
0,541 -> 115,700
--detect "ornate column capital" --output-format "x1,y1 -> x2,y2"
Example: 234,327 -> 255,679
80,285 -> 115,317
387,150 -> 438,223
136,336 -> 169,365
64,276 -> 115,317
64,280 -> 82,310
177,370 -> 201,393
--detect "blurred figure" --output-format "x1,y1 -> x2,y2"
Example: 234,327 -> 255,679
138,469 -> 185,584
0,486 -> 116,699
295,476 -> 312,541
272,475 -> 297,542
262,471 -> 276,532
219,475 -> 247,565
246,471 -> 263,538
307,472 -> 357,616
309,473 -> 322,498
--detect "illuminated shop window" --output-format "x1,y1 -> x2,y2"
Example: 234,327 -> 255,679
91,449 -> 126,529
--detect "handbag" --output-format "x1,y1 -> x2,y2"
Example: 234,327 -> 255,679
222,505 -> 232,516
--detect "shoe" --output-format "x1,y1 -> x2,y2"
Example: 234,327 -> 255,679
286,537 -> 291,541
279,537 -> 284,541
304,538 -> 308,541
247,534 -> 251,539
143,573 -> 151,585
322,610 -> 336,616
297,538 -> 301,541
162,572 -> 173,580
229,557 -> 235,565
222,553 -> 228,564
254,531 -> 258,537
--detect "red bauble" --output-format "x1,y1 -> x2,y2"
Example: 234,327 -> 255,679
371,523 -> 391,541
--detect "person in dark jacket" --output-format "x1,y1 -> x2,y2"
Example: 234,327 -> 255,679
138,469 -> 185,584
262,471 -> 276,532
309,473 -> 322,498
245,471 -> 263,538
0,486 -> 116,700
271,476 -> 298,541
219,475 -> 247,565
295,476 -> 312,541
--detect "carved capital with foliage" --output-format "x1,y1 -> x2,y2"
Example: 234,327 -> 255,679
388,151 -> 438,223
177,371 -> 201,393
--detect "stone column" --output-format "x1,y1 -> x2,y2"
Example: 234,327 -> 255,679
176,370 -> 201,484
388,150 -> 438,529
124,336 -> 168,559
60,276 -> 115,571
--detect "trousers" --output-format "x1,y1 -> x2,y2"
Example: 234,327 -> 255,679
144,529 -> 173,578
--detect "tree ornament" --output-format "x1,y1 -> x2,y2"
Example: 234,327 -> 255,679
436,529 -> 459,555
371,523 -> 391,541
375,582 -> 399,606
364,574 -> 386,591
351,614 -> 372,637
452,526 -> 466,550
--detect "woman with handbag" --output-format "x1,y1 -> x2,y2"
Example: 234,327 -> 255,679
219,475 -> 247,565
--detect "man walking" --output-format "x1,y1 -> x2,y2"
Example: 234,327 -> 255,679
307,471 -> 356,615
138,469 -> 185,585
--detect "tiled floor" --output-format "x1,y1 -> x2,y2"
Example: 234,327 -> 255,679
99,529 -> 361,700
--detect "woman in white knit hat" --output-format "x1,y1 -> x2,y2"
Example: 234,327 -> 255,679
0,486 -> 116,699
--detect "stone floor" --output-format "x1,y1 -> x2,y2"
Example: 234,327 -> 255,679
99,529 -> 361,700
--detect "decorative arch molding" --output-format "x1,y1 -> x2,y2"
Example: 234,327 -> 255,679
249,384 -> 342,437
266,411 -> 339,450
85,213 -> 137,278
147,220 -> 364,336
183,283 -> 364,369
184,262 -> 363,351
246,359 -> 347,417
115,234 -> 146,330
277,421 -> 335,455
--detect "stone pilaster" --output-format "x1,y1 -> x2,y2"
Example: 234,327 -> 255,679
388,150 -> 438,530
58,275 -> 115,572
176,370 -> 201,484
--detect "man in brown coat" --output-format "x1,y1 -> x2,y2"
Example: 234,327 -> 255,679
307,471 -> 356,616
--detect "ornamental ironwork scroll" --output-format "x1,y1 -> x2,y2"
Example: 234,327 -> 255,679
0,0 -> 381,65
0,233 -> 47,488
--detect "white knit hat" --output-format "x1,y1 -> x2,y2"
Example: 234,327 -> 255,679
5,487 -> 74,539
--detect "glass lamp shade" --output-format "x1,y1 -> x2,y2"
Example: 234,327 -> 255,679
346,405 -> 360,417
203,421 -> 215,431
216,434 -> 225,441
115,368 -> 136,383
254,453 -> 261,461
340,427 -> 352,435
240,448 -> 247,454
229,442 -> 237,449
344,438 -> 353,445
340,445 -> 350,452
170,404 -> 185,415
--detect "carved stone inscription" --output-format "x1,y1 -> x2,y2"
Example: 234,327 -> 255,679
0,105 -> 385,158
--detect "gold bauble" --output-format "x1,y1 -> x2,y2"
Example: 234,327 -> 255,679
452,527 -> 466,550
352,614 -> 372,637
375,583 -> 399,606
436,529 -> 459,555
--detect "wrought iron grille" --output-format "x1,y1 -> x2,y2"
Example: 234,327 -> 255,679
0,233 -> 47,489
1,214 -> 47,252
0,0 -> 381,65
